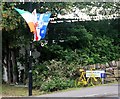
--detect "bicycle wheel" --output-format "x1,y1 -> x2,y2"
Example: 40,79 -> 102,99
75,78 -> 80,87
95,77 -> 102,85
88,77 -> 102,86
75,78 -> 87,87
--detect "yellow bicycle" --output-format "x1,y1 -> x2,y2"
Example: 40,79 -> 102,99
75,68 -> 101,87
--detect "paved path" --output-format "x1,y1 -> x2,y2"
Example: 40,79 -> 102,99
38,83 -> 119,97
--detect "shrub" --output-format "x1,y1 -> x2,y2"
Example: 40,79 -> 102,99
33,60 -> 77,92
40,76 -> 75,92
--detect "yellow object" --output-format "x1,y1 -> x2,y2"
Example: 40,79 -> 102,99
79,69 -> 84,72
75,68 -> 102,87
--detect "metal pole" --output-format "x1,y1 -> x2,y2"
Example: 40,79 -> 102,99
29,41 -> 32,96
102,78 -> 104,84
28,2 -> 33,96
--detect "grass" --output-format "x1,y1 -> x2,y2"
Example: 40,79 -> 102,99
2,84 -> 43,97
0,85 -> 2,97
0,86 -> 2,93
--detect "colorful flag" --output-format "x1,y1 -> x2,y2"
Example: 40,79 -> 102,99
14,8 -> 35,33
15,8 -> 51,41
32,9 -> 38,40
33,12 -> 51,41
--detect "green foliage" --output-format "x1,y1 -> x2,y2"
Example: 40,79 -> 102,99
2,3 -> 24,31
33,60 -> 77,92
40,77 -> 74,92
38,19 -> 120,69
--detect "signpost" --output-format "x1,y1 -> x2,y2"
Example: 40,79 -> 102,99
86,70 -> 105,77
86,70 -> 106,84
101,73 -> 106,84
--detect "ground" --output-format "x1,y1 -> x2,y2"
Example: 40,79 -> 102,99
1,82 -> 119,97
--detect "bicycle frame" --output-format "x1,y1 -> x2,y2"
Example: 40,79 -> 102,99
75,68 -> 101,87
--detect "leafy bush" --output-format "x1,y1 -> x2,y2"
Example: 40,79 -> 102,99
40,76 -> 75,92
33,60 -> 77,92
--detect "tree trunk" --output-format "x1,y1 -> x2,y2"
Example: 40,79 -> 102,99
11,48 -> 18,83
6,47 -> 11,84
2,55 -> 8,83
6,40 -> 14,84
24,48 -> 29,84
